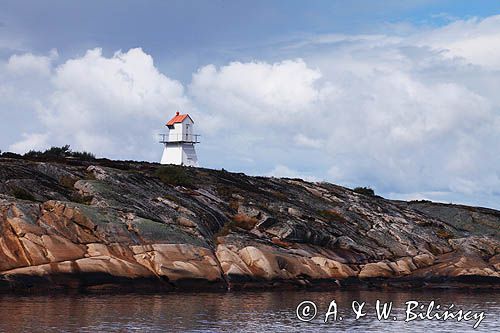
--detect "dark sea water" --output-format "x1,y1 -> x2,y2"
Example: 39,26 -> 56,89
0,289 -> 498,332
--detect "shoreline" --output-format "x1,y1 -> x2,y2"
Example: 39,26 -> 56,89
1,275 -> 499,295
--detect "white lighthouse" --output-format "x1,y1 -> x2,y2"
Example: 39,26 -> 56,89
159,112 -> 200,166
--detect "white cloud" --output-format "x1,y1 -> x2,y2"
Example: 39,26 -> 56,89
3,15 -> 500,209
7,48 -> 189,160
294,133 -> 323,148
188,15 -> 500,207
6,49 -> 57,76
9,133 -> 48,152
189,59 -> 323,131
414,15 -> 500,69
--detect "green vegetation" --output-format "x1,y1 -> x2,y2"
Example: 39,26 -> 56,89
71,151 -> 96,160
409,199 -> 432,203
353,186 -> 375,196
11,187 -> 36,201
23,145 -> 96,161
0,151 -> 22,158
155,165 -> 193,186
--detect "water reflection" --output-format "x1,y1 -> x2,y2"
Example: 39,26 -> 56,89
0,289 -> 498,332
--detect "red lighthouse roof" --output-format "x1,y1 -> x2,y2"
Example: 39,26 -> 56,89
166,112 -> 193,126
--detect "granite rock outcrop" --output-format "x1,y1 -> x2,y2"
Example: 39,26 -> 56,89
0,157 -> 498,292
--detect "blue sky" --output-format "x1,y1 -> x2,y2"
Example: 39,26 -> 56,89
1,1 -> 500,208
3,0 -> 500,79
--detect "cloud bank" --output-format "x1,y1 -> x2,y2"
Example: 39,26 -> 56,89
4,48 -> 189,160
1,15 -> 500,208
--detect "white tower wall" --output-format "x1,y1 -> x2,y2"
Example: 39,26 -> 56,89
181,144 -> 198,166
160,144 -> 181,165
160,143 -> 198,166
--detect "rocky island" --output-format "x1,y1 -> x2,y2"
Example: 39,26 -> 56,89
0,155 -> 498,292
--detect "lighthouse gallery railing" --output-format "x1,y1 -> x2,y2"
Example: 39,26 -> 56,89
159,133 -> 201,144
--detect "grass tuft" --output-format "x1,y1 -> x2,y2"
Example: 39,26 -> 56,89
155,165 -> 193,186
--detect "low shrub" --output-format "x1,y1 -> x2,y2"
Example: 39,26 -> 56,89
353,186 -> 375,196
70,150 -> 96,161
409,199 -> 431,203
155,165 -> 193,186
0,152 -> 22,159
23,145 -> 95,161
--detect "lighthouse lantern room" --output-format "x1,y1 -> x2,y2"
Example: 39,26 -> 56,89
159,112 -> 200,166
